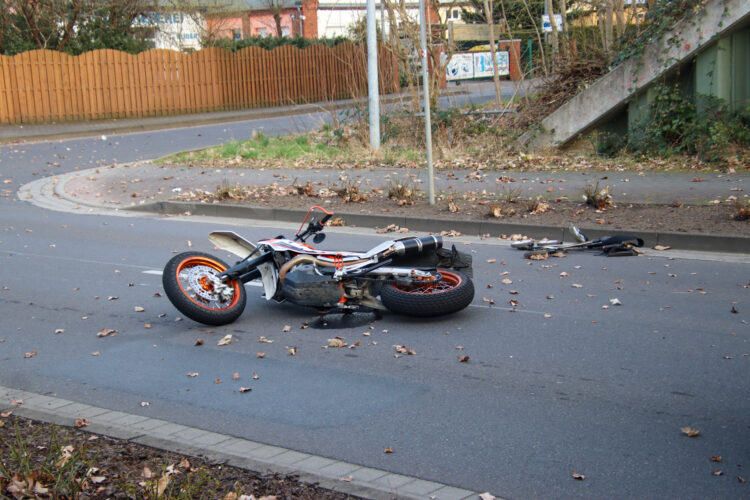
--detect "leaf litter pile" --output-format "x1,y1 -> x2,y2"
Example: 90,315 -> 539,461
168,174 -> 749,237
0,414 -> 359,500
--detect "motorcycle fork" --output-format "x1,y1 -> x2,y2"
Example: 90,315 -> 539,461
220,251 -> 273,283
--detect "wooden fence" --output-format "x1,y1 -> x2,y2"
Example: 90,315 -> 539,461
0,43 -> 399,124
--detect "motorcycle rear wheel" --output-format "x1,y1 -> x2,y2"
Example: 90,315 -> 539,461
162,252 -> 246,326
380,269 -> 474,317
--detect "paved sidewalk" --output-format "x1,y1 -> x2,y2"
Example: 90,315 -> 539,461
0,384 -> 484,500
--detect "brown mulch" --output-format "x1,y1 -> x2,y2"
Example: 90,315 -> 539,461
175,188 -> 750,237
0,415 -> 359,500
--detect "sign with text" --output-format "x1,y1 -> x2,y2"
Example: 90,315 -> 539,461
472,51 -> 509,78
446,51 -> 509,81
445,53 -> 474,81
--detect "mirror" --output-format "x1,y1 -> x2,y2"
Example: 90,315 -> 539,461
313,233 -> 326,244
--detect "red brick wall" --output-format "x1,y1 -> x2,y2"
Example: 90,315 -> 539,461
497,40 -> 522,81
301,0 -> 318,38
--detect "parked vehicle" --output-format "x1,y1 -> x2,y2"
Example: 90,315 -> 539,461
162,206 -> 474,326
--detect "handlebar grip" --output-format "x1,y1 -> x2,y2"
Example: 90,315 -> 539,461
320,213 -> 333,225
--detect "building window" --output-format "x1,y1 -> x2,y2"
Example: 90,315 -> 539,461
232,29 -> 242,40
256,27 -> 267,37
452,9 -> 460,19
281,27 -> 290,36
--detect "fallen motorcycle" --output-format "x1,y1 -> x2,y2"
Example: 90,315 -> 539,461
162,206 -> 474,326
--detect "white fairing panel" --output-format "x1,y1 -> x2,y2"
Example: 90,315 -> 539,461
257,261 -> 278,300
208,231 -> 256,259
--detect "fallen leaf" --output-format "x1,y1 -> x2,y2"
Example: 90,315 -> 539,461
384,447 -> 394,454
712,470 -> 724,476
571,284 -> 583,288
501,278 -> 513,284
217,334 -> 232,346
54,329 -> 64,334
711,456 -> 723,462
91,351 -> 100,356
214,379 -> 222,384
486,259 -> 496,263
194,339 -> 204,346
256,352 -> 266,358
74,417 -> 89,428
97,329 -> 117,337
134,306 -> 145,312
653,245 -> 671,251
252,372 -> 259,380
239,387 -> 252,393
232,372 -> 240,380
157,474 -> 170,497
187,372 -> 199,377
394,345 -> 415,355
140,401 -> 150,407
479,493 -> 496,500
458,355 -> 470,362
24,351 -> 37,358
328,338 -> 347,348
572,471 -> 585,480
681,426 -> 701,437
286,346 -> 297,355
609,298 -> 622,306
258,336 -> 274,343
339,476 -> 353,482
282,325 -> 292,332
107,296 -> 118,301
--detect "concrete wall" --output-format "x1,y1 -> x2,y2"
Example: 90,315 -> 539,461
521,0 -> 750,150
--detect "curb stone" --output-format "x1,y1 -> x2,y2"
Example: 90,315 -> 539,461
0,385 -> 491,500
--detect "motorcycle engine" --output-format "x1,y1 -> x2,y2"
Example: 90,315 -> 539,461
281,264 -> 343,308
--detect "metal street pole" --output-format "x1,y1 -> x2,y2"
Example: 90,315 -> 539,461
367,0 -> 380,150
419,0 -> 435,205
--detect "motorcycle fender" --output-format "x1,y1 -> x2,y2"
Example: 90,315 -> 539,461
208,231 -> 256,259
257,261 -> 278,300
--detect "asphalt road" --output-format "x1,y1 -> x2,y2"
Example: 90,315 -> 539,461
1,108 -> 749,499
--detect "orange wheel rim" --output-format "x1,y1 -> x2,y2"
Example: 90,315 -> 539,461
175,257 -> 241,311
394,271 -> 462,295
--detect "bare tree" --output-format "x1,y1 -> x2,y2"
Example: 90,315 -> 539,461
264,0 -> 286,37
383,0 -> 458,110
167,0 -> 235,46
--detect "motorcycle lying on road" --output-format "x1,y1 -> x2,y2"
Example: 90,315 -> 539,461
162,206 -> 474,326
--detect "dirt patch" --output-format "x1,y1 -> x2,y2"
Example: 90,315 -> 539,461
0,414 -> 359,499
174,188 -> 750,237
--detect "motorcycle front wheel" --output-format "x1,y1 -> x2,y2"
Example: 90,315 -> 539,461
380,269 -> 474,317
162,252 -> 247,326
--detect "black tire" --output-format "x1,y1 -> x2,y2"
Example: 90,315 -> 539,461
162,252 -> 247,326
380,269 -> 474,317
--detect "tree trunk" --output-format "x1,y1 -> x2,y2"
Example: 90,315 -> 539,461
273,12 -> 282,36
546,0 -> 559,55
